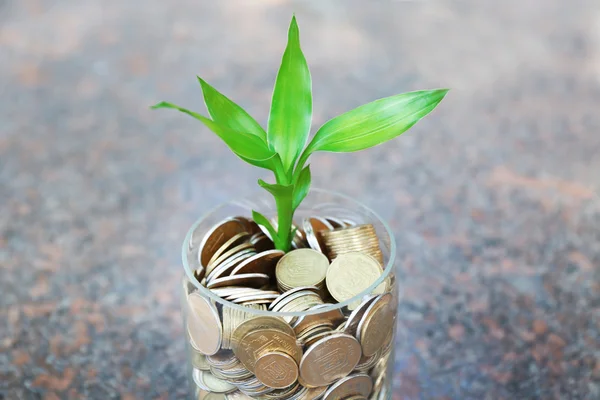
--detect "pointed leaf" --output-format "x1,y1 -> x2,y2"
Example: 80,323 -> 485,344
258,179 -> 293,198
252,210 -> 279,245
197,77 -> 267,142
151,102 -> 276,167
292,165 -> 311,210
305,89 -> 449,154
267,15 -> 312,172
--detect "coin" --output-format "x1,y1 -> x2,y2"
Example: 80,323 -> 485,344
234,216 -> 262,235
344,295 -> 378,338
207,232 -> 251,268
234,329 -> 302,373
269,286 -> 321,311
251,234 -> 275,252
325,252 -> 385,303
226,391 -> 255,400
200,218 -> 248,267
231,316 -> 296,349
207,350 -> 239,370
296,385 -> 327,400
254,351 -> 299,389
231,250 -> 285,276
206,244 -> 255,277
260,382 -> 302,399
357,293 -> 394,357
203,393 -> 227,400
322,374 -> 373,400
206,251 -> 257,283
276,249 -> 329,290
187,292 -> 222,355
299,333 -> 362,387
232,293 -> 281,305
293,304 -> 345,336
207,273 -> 271,289
191,349 -> 211,371
193,369 -> 237,393
303,217 -> 333,253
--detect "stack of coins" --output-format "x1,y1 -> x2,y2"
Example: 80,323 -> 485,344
321,224 -> 384,265
184,213 -> 396,400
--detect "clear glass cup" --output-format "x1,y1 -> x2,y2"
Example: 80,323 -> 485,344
181,189 -> 398,400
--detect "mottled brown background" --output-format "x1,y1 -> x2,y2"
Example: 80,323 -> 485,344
1,0 -> 600,399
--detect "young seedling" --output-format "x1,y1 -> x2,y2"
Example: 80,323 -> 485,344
152,16 -> 448,252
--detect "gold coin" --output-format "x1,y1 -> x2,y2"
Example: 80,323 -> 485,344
204,394 -> 227,400
234,216 -> 262,235
193,369 -> 237,393
200,218 -> 248,267
251,234 -> 275,252
190,345 -> 211,370
187,292 -> 222,355
296,385 -> 327,400
206,251 -> 257,283
303,217 -> 332,253
293,304 -> 345,336
234,329 -> 302,373
231,316 -> 296,349
299,333 -> 362,387
343,295 -> 378,338
322,374 -> 373,400
225,392 -> 254,400
206,350 -> 239,369
269,286 -> 321,311
260,382 -> 302,399
325,252 -> 384,303
207,273 -> 270,289
357,293 -> 394,357
254,351 -> 299,389
206,244 -> 255,277
231,250 -> 285,276
232,293 -> 280,305
207,232 -> 251,268
276,249 -> 329,289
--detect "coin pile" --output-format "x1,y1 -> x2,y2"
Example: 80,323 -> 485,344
184,214 -> 397,400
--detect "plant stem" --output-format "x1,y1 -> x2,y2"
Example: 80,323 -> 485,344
274,192 -> 293,252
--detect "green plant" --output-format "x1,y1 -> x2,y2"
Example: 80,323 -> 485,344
152,16 -> 448,252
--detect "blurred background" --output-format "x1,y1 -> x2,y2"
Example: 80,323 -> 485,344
2,0 -> 600,399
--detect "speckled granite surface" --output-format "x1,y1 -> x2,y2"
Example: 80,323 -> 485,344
2,0 -> 600,399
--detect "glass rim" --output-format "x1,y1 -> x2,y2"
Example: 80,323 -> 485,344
181,188 -> 396,317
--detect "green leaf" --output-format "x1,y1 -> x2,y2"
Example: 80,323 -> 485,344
252,210 -> 279,243
197,77 -> 267,142
257,179 -> 293,198
151,102 -> 276,167
267,15 -> 312,172
292,165 -> 311,210
305,89 -> 449,154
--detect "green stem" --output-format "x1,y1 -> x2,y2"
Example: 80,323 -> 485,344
274,191 -> 293,252
268,154 -> 294,252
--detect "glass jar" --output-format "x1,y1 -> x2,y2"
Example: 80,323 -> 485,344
181,189 -> 398,400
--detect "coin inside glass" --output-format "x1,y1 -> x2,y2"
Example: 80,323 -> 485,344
357,293 -> 394,357
234,328 -> 302,373
299,333 -> 361,387
254,351 -> 299,389
187,292 -> 223,355
207,273 -> 271,289
325,252 -> 384,303
199,218 -> 248,267
322,374 -> 373,400
231,250 -> 285,276
276,249 -> 329,289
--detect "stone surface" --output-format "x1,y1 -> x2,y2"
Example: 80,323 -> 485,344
2,0 -> 600,399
